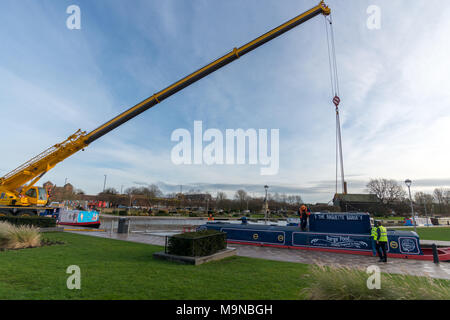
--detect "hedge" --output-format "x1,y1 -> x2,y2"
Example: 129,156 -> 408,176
0,215 -> 56,228
167,230 -> 226,257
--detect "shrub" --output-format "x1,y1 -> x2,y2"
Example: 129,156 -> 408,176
0,222 -> 14,247
156,210 -> 169,216
167,230 -> 227,257
0,215 -> 56,228
0,221 -> 41,249
301,264 -> 450,300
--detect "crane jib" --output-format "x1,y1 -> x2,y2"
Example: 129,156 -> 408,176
85,5 -> 326,144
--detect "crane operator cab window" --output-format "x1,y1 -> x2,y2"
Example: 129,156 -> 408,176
25,188 -> 37,198
37,188 -> 48,201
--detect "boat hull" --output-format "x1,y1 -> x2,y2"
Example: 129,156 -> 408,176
199,213 -> 450,262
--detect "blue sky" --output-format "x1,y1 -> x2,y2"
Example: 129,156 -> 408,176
1,0 -> 449,203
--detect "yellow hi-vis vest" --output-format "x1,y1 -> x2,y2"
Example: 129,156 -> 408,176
375,226 -> 388,242
371,227 -> 377,239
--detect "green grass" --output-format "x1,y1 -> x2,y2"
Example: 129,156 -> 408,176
391,227 -> 450,241
1,232 -> 449,300
0,232 -> 311,300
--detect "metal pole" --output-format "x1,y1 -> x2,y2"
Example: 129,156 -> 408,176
103,175 -> 107,192
336,108 -> 345,194
407,186 -> 417,233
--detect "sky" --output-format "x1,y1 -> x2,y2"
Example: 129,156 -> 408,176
0,0 -> 449,203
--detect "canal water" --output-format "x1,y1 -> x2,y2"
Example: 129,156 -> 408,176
99,215 -> 293,235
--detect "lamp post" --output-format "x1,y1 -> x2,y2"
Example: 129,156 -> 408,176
405,179 -> 417,233
264,185 -> 269,225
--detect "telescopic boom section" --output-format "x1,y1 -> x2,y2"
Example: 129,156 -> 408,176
85,1 -> 330,143
0,1 -> 330,195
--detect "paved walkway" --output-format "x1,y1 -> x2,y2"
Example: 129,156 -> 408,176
420,240 -> 450,247
66,230 -> 450,280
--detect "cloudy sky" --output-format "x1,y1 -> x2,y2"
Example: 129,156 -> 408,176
1,0 -> 449,203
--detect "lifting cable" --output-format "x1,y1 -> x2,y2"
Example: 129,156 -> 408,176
324,14 -> 345,196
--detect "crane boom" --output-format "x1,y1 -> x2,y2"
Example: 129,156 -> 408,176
0,1 -> 330,207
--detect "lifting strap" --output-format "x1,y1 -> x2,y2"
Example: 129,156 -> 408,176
324,14 -> 345,195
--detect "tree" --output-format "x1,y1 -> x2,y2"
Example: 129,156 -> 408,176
234,189 -> 248,211
433,188 -> 446,214
366,179 -> 406,203
414,192 -> 434,215
74,189 -> 85,195
99,187 -> 118,195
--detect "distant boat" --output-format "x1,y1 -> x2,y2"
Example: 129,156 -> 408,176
42,207 -> 101,228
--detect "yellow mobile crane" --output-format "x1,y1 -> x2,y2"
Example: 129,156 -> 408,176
0,1 -> 331,215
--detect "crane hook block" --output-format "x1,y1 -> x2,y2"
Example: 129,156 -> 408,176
333,95 -> 341,107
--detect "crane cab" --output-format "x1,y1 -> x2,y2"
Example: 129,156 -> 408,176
24,187 -> 48,206
0,186 -> 47,207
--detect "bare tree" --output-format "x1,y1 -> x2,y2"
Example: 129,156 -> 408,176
433,188 -> 446,213
414,191 -> 434,215
234,189 -> 248,211
366,179 -> 406,203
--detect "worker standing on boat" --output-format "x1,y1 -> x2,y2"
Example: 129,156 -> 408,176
374,220 -> 388,262
298,205 -> 311,231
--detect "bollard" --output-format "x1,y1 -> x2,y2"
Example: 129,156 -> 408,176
432,243 -> 440,264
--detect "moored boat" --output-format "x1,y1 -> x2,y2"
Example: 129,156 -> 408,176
199,212 -> 450,261
42,207 -> 101,228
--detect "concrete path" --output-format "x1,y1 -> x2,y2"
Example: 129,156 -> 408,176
420,240 -> 450,247
66,229 -> 450,280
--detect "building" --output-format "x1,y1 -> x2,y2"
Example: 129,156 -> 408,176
43,181 -> 74,200
333,193 -> 381,213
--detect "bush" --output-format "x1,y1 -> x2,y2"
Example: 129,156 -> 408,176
189,211 -> 202,217
167,230 -> 227,257
301,264 -> 450,300
0,221 -> 41,249
0,215 -> 56,228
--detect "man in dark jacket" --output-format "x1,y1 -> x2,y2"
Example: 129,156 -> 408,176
298,205 -> 311,231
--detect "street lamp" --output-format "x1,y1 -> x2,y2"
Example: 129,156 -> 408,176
264,185 -> 269,224
404,179 -> 417,233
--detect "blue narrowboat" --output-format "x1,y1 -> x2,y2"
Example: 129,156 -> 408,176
199,212 -> 450,261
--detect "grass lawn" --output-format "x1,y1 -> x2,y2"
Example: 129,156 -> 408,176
391,227 -> 450,241
0,232 -> 312,300
1,232 -> 448,300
